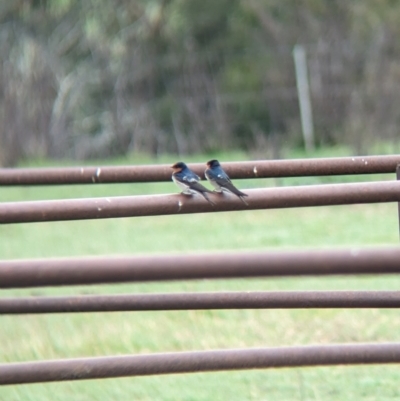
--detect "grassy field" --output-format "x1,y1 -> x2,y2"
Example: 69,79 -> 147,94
1,149 -> 400,400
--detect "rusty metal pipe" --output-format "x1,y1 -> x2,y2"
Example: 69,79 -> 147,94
1,343 -> 400,385
1,155 -> 400,185
1,247 -> 400,288
1,180 -> 400,224
1,291 -> 400,314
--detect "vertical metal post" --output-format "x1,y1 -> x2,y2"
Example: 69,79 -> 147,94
397,164 -> 400,240
293,44 -> 315,153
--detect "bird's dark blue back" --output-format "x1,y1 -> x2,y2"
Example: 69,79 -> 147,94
211,165 -> 230,180
175,166 -> 200,181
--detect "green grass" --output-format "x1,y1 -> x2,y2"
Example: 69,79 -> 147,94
1,149 -> 400,400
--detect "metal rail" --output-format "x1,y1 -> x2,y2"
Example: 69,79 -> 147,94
1,247 -> 400,288
1,155 -> 399,185
397,164 -> 400,239
1,291 -> 400,314
1,343 -> 400,385
1,180 -> 400,224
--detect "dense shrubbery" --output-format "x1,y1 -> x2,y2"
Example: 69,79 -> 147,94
1,0 -> 400,165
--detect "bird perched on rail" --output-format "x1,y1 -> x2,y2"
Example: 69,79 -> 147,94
205,159 -> 249,205
171,162 -> 215,205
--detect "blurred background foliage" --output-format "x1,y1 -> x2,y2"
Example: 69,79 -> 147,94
1,0 -> 400,165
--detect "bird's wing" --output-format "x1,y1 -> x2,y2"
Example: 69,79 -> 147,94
186,180 -> 212,193
182,168 -> 201,180
181,173 -> 199,183
214,171 -> 232,185
213,174 -> 247,197
176,174 -> 211,193
206,167 -> 229,181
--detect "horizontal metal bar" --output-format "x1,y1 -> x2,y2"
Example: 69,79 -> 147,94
2,343 -> 400,385
1,155 -> 399,185
2,291 -> 400,314
1,247 -> 400,288
1,180 -> 400,224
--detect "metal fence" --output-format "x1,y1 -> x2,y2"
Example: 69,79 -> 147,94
1,154 -> 400,387
1,154 -> 400,185
2,248 -> 400,288
2,343 -> 400,386
1,181 -> 400,224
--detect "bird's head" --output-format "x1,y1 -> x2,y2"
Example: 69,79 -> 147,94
207,159 -> 220,168
171,161 -> 187,173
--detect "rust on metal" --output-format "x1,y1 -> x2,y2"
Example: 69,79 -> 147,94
1,291 -> 400,314
1,247 -> 400,288
1,343 -> 400,385
1,180 -> 400,224
1,155 -> 400,185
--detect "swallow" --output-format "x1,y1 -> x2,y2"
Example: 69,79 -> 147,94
171,162 -> 215,205
205,159 -> 249,205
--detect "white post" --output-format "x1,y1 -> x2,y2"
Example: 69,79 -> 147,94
293,44 -> 315,152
